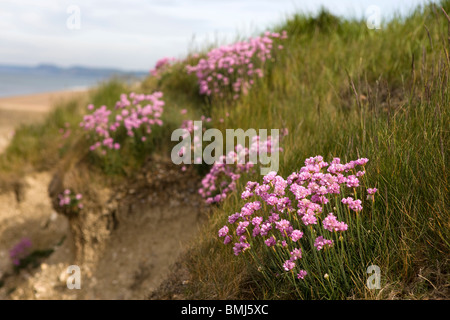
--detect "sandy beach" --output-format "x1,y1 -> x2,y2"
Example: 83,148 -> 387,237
0,89 -> 88,153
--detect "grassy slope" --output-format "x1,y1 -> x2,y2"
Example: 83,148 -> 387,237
0,2 -> 448,299
180,4 -> 449,299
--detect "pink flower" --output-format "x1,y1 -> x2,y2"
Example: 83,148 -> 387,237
283,260 -> 295,271
228,213 -> 240,224
218,225 -> 229,237
81,91 -> 164,153
233,241 -> 250,256
297,270 -> 307,280
342,197 -> 363,212
275,219 -> 290,232
236,221 -> 249,236
355,158 -> 369,166
346,175 -> 359,188
367,188 -> 377,200
150,57 -> 176,76
186,31 -> 287,98
241,190 -> 253,200
260,222 -> 272,236
251,216 -> 263,226
314,236 -> 334,251
219,155 -> 373,277
302,213 -> 317,226
323,213 -> 348,232
290,230 -> 303,242
224,235 -> 232,245
9,238 -> 32,266
290,248 -> 302,261
265,236 -> 276,247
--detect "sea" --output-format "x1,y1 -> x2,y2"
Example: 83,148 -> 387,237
0,65 -> 147,98
0,73 -> 104,98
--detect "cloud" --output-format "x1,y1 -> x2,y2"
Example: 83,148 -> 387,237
0,0 -> 439,70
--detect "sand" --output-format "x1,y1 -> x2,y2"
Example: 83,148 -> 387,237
0,89 -> 88,153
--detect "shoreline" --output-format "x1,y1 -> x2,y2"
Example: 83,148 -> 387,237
0,88 -> 88,112
0,88 -> 89,154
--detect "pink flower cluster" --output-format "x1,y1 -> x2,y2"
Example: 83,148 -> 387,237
9,238 -> 32,266
187,31 -> 287,99
177,116 -> 212,171
314,236 -> 334,251
80,92 -> 164,153
341,197 -> 363,212
219,156 -> 376,279
323,213 -> 348,232
366,188 -> 378,201
150,57 -> 176,77
199,135 -> 282,204
58,189 -> 84,210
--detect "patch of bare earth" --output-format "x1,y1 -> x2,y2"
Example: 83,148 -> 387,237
0,172 -> 75,299
0,156 -> 206,299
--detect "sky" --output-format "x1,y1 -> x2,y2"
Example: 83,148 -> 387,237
0,0 -> 439,72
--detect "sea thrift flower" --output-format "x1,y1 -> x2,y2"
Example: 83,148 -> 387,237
150,57 -> 176,77
58,190 -> 83,210
199,135 -> 282,204
366,187 -> 377,201
265,236 -> 276,247
80,92 -> 164,153
283,260 -> 295,271
233,241 -> 250,256
302,213 -> 317,226
252,216 -> 263,226
259,222 -> 272,236
228,212 -> 240,224
290,230 -> 303,242
346,175 -> 360,188
275,219 -> 291,232
236,221 -> 250,236
224,235 -> 232,245
220,155 -> 375,280
314,236 -> 334,251
342,197 -> 363,212
290,248 -> 302,261
297,270 -> 308,280
9,238 -> 32,266
187,31 -> 287,99
323,213 -> 348,232
241,190 -> 253,199
356,170 -> 365,177
218,225 -> 229,237
355,158 -> 369,166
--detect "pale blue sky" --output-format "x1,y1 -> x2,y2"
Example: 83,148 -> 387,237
0,0 -> 439,71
